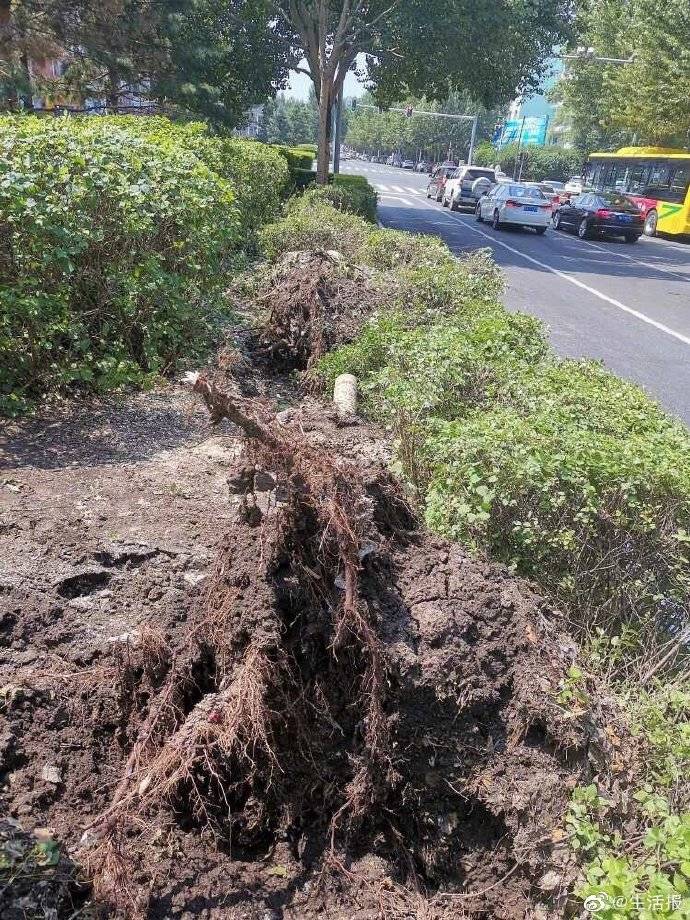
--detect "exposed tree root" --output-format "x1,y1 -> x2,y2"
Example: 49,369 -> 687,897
82,375 -> 616,917
253,250 -> 388,372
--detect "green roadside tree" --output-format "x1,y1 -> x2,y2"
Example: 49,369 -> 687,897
268,0 -> 571,182
345,91 -> 510,163
262,93 -> 318,144
558,0 -> 690,150
151,0 -> 293,127
611,0 -> 690,144
1,0 -> 292,127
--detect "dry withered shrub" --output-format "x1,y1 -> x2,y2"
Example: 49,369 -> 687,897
84,376 -> 621,919
252,250 -> 393,372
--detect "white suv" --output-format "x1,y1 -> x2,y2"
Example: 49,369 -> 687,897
443,166 -> 497,210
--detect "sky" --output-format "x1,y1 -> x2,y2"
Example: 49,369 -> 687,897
284,56 -> 368,100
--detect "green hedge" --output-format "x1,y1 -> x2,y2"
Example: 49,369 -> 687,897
424,362 -> 690,639
259,175 -> 379,258
298,174 -> 378,222
304,202 -> 690,653
71,117 -> 291,234
272,143 -> 316,172
0,117 -> 246,410
260,198 -> 372,260
187,136 -> 289,235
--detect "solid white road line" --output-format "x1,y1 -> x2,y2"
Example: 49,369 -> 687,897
414,199 -> 690,348
576,236 -> 690,284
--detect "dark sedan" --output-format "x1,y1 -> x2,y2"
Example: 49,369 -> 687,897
553,191 -> 644,243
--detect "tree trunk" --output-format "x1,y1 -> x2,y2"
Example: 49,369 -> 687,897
316,76 -> 331,184
106,66 -> 120,111
18,50 -> 34,111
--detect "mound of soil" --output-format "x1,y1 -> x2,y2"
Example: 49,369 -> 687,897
0,375 -> 619,919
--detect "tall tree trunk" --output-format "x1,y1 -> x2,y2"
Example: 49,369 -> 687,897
106,66 -> 120,111
18,49 -> 33,111
316,75 -> 331,183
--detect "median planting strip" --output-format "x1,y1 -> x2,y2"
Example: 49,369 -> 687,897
1,126 -> 688,919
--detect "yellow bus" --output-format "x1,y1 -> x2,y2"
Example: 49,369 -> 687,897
585,147 -> 690,237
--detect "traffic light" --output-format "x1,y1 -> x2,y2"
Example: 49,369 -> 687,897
405,105 -> 413,118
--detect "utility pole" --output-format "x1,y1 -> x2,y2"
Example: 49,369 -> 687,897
468,114 -> 478,165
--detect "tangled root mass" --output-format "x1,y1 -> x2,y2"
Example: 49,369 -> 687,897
86,376 -> 603,918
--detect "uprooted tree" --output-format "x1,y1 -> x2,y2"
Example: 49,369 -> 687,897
267,0 -> 572,182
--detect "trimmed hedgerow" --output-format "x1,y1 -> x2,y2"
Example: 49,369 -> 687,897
63,116 -> 292,234
272,143 -> 316,173
424,360 -> 690,642
297,174 -> 378,222
0,116 -> 301,410
306,203 -> 690,658
0,118 -> 241,410
259,198 -> 371,260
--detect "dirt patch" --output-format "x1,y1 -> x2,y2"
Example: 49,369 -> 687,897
0,376 -> 621,919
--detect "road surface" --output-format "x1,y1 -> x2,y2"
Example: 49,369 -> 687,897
341,160 -> 690,425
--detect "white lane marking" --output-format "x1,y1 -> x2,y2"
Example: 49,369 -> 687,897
375,183 -> 391,192
391,185 -> 408,193
379,194 -> 414,205
575,236 -> 690,284
404,186 -> 423,195
415,199 -> 690,348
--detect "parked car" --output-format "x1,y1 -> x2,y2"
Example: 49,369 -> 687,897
526,181 -> 561,212
553,191 -> 644,242
443,165 -> 497,210
475,182 -> 551,233
415,160 -> 432,172
564,175 -> 584,196
540,179 -> 567,203
402,159 -> 415,169
426,165 -> 458,202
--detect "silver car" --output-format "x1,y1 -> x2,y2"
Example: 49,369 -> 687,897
475,183 -> 551,233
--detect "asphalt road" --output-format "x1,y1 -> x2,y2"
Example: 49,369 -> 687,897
341,159 -> 690,425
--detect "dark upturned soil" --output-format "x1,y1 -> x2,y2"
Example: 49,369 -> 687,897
0,253 -> 625,920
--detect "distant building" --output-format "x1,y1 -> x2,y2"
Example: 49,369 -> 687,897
504,58 -> 565,146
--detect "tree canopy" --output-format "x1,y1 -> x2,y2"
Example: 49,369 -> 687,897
271,0 -> 572,180
344,91 -> 501,162
555,0 -> 690,151
0,0 -> 292,124
261,90 -> 319,145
